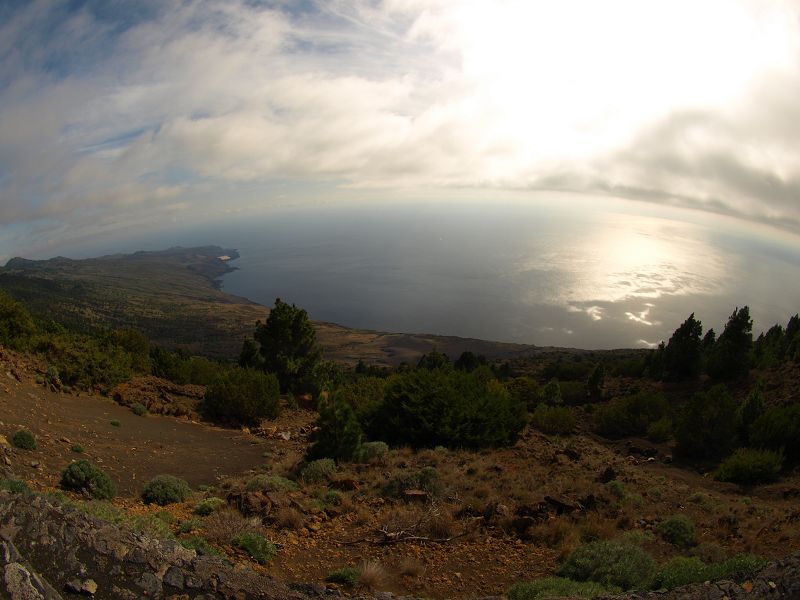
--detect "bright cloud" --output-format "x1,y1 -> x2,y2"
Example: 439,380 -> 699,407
1,0 -> 799,256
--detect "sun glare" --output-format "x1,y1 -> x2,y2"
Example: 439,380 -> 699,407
449,0 -> 795,176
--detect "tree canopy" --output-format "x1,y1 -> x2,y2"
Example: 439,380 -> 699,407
241,298 -> 322,392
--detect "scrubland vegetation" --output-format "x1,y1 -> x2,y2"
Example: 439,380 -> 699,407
2,286 -> 800,597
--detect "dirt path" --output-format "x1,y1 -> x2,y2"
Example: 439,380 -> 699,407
0,373 -> 267,495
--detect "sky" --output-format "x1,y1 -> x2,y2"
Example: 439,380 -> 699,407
1,0 -> 800,263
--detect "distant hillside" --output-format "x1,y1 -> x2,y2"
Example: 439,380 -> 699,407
0,246 -> 632,364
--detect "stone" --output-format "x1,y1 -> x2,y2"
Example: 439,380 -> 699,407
163,566 -> 185,590
5,563 -> 45,600
136,572 -> 162,596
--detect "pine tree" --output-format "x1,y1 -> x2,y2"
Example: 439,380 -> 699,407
663,313 -> 703,380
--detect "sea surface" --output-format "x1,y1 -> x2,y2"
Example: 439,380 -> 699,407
50,197 -> 800,349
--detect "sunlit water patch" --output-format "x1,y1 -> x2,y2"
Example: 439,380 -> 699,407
45,196 -> 800,349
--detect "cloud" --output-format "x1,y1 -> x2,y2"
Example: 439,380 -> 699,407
1,0 -> 800,257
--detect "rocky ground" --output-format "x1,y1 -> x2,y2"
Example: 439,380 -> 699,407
3,345 -> 800,599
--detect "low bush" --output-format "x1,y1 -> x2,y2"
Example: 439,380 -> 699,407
0,477 -> 31,495
245,475 -> 298,493
179,519 -> 200,534
653,554 -> 768,590
715,448 -> 783,485
327,567 -> 361,587
596,391 -> 668,438
232,532 -> 277,564
507,577 -> 619,600
653,556 -> 708,590
370,369 -> 526,449
530,405 -> 576,435
60,460 -> 116,500
646,418 -> 672,443
71,443 -> 84,453
356,441 -> 389,461
558,540 -> 656,590
675,384 -> 737,460
382,467 -> 441,499
131,402 -> 148,416
142,475 -> 191,506
657,514 -> 695,549
750,404 -> 800,464
195,497 -> 226,516
709,554 -> 768,581
560,380 -> 589,406
12,429 -> 36,450
203,367 -> 280,425
306,391 -> 363,462
181,536 -> 220,556
300,459 -> 337,484
110,420 -> 121,427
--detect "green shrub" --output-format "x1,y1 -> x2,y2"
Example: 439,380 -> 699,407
306,391 -> 363,462
750,404 -> 800,464
31,331 -> 135,389
382,466 -> 441,499
194,497 -> 226,516
560,380 -> 589,406
646,417 -> 672,443
606,480 -> 626,498
675,384 -> 738,460
370,369 -> 526,449
654,556 -> 708,590
179,519 -> 200,534
715,448 -> 783,485
142,475 -> 191,506
356,441 -> 389,461
507,577 -> 619,600
596,391 -> 668,438
131,402 -> 148,416
300,459 -> 337,484
71,443 -> 84,453
110,420 -> 121,427
708,554 -> 768,581
558,540 -> 656,590
321,490 -> 342,506
326,567 -> 361,587
540,379 -> 562,406
245,475 -> 298,493
60,460 -> 116,500
181,536 -> 220,556
232,533 -> 277,564
203,367 -> 280,425
657,514 -> 695,548
653,554 -> 768,590
530,405 -> 576,435
12,429 -> 36,450
0,291 -> 36,347
338,377 -> 386,429
507,377 -> 541,411
0,478 -> 31,495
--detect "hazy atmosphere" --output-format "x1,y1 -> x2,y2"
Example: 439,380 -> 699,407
2,0 -> 800,347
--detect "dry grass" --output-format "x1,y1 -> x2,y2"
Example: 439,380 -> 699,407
527,517 -> 578,549
273,507 -> 305,530
579,514 -> 617,543
358,559 -> 387,592
201,509 -> 261,545
397,556 -> 426,578
426,506 -> 458,538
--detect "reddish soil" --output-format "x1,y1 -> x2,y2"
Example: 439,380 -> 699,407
4,345 -> 800,599
0,363 -> 267,496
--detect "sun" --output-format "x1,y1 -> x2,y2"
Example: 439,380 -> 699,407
443,0 -> 796,179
